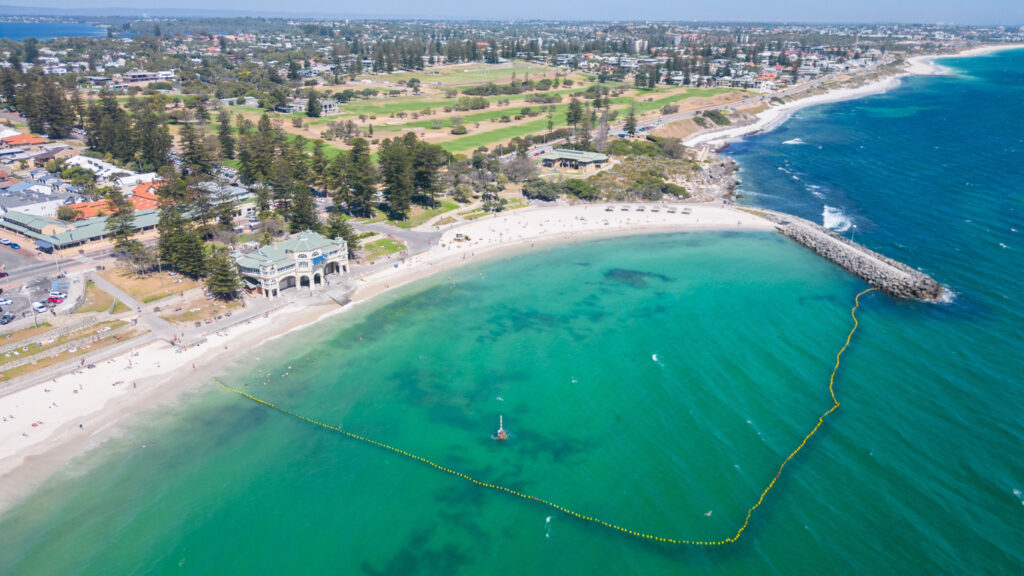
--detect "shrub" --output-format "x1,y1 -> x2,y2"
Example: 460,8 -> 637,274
704,109 -> 731,126
451,124 -> 468,135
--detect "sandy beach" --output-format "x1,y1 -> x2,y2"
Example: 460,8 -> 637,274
684,75 -> 904,148
0,202 -> 770,510
5,43 -> 1021,512
685,43 -> 1024,149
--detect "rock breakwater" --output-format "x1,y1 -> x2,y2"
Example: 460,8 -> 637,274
747,208 -> 944,301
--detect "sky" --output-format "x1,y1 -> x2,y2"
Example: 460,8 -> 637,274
9,0 -> 1024,25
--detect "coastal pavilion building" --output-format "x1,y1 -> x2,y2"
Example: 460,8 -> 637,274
540,149 -> 609,173
232,230 -> 348,298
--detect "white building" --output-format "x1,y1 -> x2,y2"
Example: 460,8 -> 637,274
232,231 -> 348,298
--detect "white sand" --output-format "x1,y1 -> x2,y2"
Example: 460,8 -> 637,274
685,44 -> 1024,149
350,203 -> 772,300
684,76 -> 903,148
0,203 -> 772,508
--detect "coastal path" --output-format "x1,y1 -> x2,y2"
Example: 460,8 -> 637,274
87,272 -> 178,343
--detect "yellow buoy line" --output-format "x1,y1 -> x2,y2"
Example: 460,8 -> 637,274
216,287 -> 877,546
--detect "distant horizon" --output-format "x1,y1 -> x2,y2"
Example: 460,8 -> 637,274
0,1 -> 1022,27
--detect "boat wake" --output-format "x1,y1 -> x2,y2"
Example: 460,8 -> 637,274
783,138 -> 806,145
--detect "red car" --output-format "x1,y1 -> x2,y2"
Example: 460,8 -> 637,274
0,271 -> 8,278
47,296 -> 64,304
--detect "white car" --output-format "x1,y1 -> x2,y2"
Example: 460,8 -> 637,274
0,238 -> 9,245
32,302 -> 47,313
50,291 -> 67,299
0,298 -> 11,305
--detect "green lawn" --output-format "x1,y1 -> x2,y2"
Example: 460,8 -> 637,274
628,88 -> 738,115
280,132 -> 345,158
228,105 -> 268,114
353,61 -> 557,87
388,201 -> 459,229
360,237 -> 406,260
441,108 -> 570,154
308,85 -> 593,127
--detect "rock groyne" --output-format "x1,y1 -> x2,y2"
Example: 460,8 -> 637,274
748,208 -> 944,301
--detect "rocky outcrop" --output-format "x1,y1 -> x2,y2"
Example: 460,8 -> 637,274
751,209 -> 944,301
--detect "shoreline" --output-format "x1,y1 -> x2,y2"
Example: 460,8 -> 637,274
684,43 -> 1024,149
8,42 -> 1019,511
0,203 -> 770,512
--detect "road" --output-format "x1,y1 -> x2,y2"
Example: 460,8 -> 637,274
506,70 -> 854,159
351,221 -> 444,255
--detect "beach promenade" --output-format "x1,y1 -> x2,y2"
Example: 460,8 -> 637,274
4,43 -> 1019,512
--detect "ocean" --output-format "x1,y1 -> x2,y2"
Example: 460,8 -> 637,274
0,21 -> 105,41
1,50 -> 1022,574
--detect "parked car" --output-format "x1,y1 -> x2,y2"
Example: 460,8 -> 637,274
0,298 -> 11,305
32,302 -> 47,313
9,243 -> 20,250
47,296 -> 64,304
0,271 -> 8,278
0,313 -> 12,325
49,291 -> 67,299
0,238 -> 9,245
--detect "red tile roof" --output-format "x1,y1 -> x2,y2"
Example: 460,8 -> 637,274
66,200 -> 115,219
1,133 -> 46,146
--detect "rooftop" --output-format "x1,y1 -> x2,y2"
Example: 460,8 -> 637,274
0,208 -> 160,249
233,230 -> 345,270
543,149 -> 609,163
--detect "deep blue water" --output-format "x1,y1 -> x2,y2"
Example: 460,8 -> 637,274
0,21 -> 105,41
0,48 -> 1022,575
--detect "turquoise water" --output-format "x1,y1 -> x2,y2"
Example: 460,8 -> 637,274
0,22 -> 105,41
2,51 -> 1023,574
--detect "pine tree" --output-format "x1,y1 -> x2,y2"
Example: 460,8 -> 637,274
217,109 -> 235,160
624,106 -> 638,136
310,140 -> 327,188
179,122 -> 211,177
205,246 -> 241,301
566,96 -> 583,129
377,136 -> 414,220
289,186 -> 320,232
577,117 -> 593,150
103,189 -> 139,252
344,138 -> 377,217
306,89 -> 322,117
177,227 -> 207,279
133,111 -> 171,171
325,214 -> 359,257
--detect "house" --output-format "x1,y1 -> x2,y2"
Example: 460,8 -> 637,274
1,133 -> 47,148
64,183 -> 163,220
232,230 -> 348,298
540,149 -> 609,173
195,181 -> 253,204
